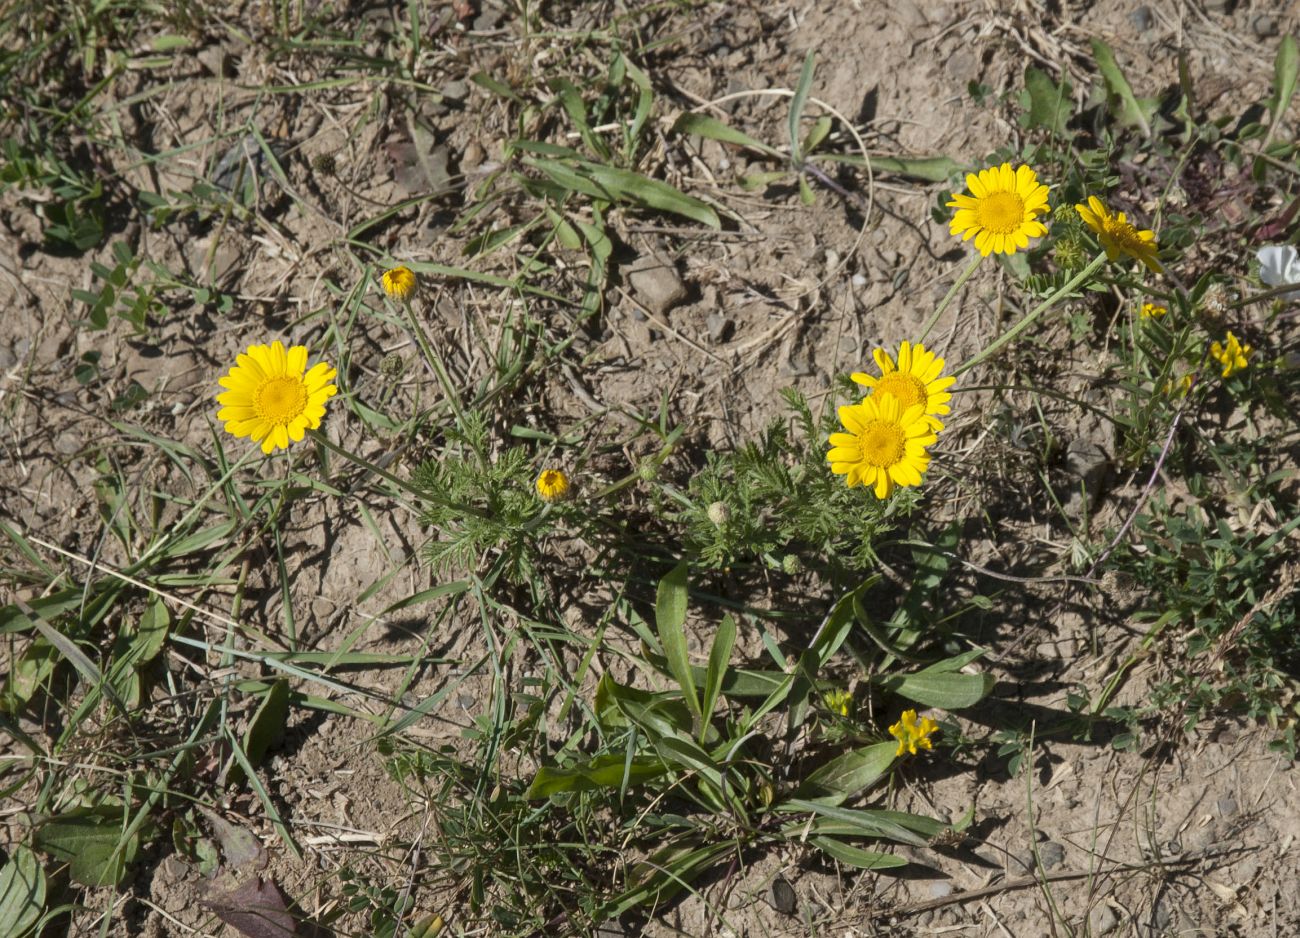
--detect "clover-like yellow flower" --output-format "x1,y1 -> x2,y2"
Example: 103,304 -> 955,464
381,265 -> 418,300
216,341 -> 338,454
851,341 -> 955,431
1209,331 -> 1251,378
823,688 -> 852,717
1075,196 -> 1163,274
888,709 -> 939,757
535,468 -> 571,502
827,394 -> 937,499
1140,302 -> 1167,319
946,163 -> 1051,256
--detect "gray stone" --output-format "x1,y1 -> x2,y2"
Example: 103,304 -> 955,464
1216,796 -> 1238,818
1129,5 -> 1155,31
1038,840 -> 1066,869
472,5 -> 506,31
626,254 -> 687,315
767,875 -> 796,915
1088,902 -> 1119,935
706,312 -> 734,343
440,80 -> 470,102
1252,14 -> 1279,37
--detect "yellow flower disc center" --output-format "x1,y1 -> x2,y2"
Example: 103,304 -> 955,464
254,376 -> 309,426
873,372 -> 927,410
857,419 -> 906,468
975,191 -> 1027,234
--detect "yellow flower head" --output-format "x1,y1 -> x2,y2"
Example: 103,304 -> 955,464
536,468 -> 571,502
216,341 -> 338,454
1209,331 -> 1251,378
1075,196 -> 1163,274
1140,302 -> 1167,320
1162,373 -> 1194,397
946,162 -> 1051,256
827,393 -> 937,499
381,265 -> 418,300
888,708 -> 939,757
823,688 -> 852,717
851,341 -> 955,431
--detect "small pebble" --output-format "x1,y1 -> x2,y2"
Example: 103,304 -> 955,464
767,876 -> 796,915
1216,796 -> 1238,818
626,254 -> 687,316
706,312 -> 734,343
1088,902 -> 1119,935
1252,14 -> 1279,37
1129,5 -> 1155,31
440,79 -> 470,102
927,881 -> 953,899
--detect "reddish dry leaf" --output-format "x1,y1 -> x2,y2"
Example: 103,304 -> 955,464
207,876 -> 298,938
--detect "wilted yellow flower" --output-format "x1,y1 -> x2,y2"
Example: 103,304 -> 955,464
1140,303 -> 1167,319
1075,196 -> 1163,273
827,394 -> 937,499
381,265 -> 418,300
889,709 -> 939,757
1162,373 -> 1194,397
216,341 -> 338,454
946,162 -> 1050,256
1210,332 -> 1251,378
851,340 -> 955,431
535,468 -> 570,502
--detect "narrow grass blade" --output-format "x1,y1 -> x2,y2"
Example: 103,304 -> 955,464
789,50 -> 816,164
655,562 -> 700,725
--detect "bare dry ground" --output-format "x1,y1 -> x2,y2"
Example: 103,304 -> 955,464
3,1 -> 1299,936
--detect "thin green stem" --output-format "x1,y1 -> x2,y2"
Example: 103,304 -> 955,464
402,296 -> 467,425
954,253 -> 1107,377
917,253 -> 984,343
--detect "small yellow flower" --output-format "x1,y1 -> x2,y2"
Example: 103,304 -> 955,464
823,688 -> 852,717
381,265 -> 418,300
216,341 -> 338,454
1162,373 -> 1194,397
827,394 -> 937,499
1209,331 -> 1252,378
1140,302 -> 1167,319
888,709 -> 939,757
946,162 -> 1051,256
1075,196 -> 1163,274
535,468 -> 570,502
851,341 -> 955,431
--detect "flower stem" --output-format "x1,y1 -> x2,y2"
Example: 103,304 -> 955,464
402,297 -> 467,425
917,253 -> 984,343
954,252 -> 1107,377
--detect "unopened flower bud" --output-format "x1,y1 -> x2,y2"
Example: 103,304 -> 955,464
706,501 -> 731,526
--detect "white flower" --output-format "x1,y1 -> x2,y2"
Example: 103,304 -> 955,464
1257,245 -> 1300,297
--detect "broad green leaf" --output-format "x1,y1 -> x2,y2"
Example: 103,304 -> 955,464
701,613 -> 736,726
793,741 -> 896,805
878,668 -> 993,710
0,845 -> 44,938
379,580 -> 472,616
825,154 -> 962,182
801,115 -> 833,157
653,736 -> 726,794
1090,38 -> 1153,136
671,113 -> 779,157
582,163 -> 720,228
789,50 -> 816,163
134,596 -> 170,664
1020,65 -> 1073,135
32,807 -> 139,886
1269,35 -> 1298,127
526,756 -> 668,799
795,808 -> 948,841
243,678 -> 289,767
656,563 -> 700,724
778,799 -> 930,847
739,170 -> 789,191
809,837 -> 907,870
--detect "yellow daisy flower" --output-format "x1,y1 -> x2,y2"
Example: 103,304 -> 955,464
1139,303 -> 1167,319
946,162 -> 1051,256
381,265 -> 418,300
1075,196 -> 1163,273
851,340 -> 955,431
827,394 -> 937,499
535,468 -> 571,502
889,709 -> 939,757
216,341 -> 338,454
1209,331 -> 1251,378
